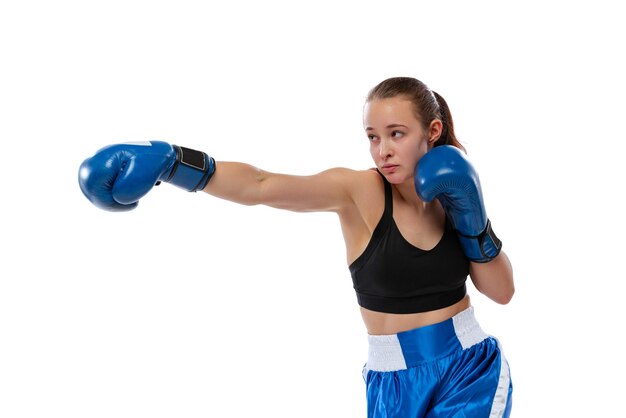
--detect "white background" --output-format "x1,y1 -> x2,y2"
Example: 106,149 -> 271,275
1,1 -> 624,416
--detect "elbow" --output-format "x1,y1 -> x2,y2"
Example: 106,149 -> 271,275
493,285 -> 515,305
476,280 -> 515,305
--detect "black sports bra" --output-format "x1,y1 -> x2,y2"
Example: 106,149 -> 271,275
349,172 -> 470,314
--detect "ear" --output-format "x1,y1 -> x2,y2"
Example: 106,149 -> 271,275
427,119 -> 443,144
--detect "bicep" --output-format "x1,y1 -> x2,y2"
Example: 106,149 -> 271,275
260,168 -> 357,213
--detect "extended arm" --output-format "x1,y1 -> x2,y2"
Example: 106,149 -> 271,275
203,161 -> 355,213
78,141 -> 356,215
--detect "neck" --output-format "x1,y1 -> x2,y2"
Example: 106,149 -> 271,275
394,180 -> 427,211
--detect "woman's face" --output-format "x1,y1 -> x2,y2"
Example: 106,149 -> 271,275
364,97 -> 435,184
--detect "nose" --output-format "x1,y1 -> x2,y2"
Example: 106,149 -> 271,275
379,138 -> 392,159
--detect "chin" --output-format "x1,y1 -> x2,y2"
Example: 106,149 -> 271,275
382,171 -> 410,185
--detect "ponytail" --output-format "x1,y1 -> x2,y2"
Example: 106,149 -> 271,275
432,91 -> 465,153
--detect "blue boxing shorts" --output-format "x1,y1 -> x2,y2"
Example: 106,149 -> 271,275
362,307 -> 512,417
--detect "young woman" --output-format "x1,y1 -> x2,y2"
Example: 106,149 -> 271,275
79,77 -> 514,417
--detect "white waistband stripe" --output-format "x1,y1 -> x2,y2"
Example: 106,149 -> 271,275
366,334 -> 408,372
452,307 -> 489,349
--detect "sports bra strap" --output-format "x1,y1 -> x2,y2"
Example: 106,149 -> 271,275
376,169 -> 393,218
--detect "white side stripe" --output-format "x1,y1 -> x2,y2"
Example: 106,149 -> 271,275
489,344 -> 511,417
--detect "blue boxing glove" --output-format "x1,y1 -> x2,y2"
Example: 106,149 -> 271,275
78,141 -> 216,212
414,145 -> 501,262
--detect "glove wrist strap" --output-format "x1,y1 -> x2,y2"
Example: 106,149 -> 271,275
457,219 -> 502,263
165,145 -> 216,192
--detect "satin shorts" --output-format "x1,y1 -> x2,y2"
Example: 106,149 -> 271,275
363,307 -> 512,418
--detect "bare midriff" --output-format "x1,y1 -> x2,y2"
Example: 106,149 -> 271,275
361,294 -> 471,335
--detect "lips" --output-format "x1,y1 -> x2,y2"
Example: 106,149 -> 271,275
381,164 -> 398,173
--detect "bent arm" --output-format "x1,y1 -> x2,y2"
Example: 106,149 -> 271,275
201,161 -> 356,213
469,251 -> 515,304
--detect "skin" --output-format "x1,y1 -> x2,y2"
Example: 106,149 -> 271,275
203,97 -> 514,335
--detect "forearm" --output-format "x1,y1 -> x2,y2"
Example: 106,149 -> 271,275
469,251 -> 515,305
201,161 -> 267,206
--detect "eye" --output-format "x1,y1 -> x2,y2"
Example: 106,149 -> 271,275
391,130 -> 404,138
367,134 -> 378,142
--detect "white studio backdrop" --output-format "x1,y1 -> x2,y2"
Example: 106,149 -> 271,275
1,1 -> 624,417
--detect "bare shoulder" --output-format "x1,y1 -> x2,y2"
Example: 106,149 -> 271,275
320,166 -> 380,185
321,167 -> 383,202
330,167 -> 385,220
347,168 -> 384,203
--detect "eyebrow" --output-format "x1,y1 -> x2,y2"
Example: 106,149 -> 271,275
365,124 -> 408,131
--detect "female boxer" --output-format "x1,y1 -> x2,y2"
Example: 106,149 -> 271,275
79,77 -> 514,417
